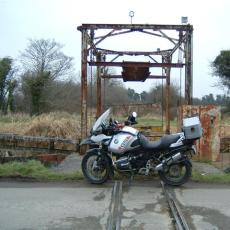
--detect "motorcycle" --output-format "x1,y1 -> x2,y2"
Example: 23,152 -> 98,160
80,108 -> 202,186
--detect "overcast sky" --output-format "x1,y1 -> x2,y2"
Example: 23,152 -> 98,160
0,0 -> 230,98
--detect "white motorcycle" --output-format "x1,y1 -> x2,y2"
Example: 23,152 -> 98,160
80,108 -> 202,186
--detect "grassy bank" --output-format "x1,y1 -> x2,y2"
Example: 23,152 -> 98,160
0,160 -> 83,181
192,170 -> 230,184
1,160 -> 230,184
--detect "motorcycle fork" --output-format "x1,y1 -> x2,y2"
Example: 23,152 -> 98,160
103,153 -> 114,178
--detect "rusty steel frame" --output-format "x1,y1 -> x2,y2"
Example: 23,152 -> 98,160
78,23 -> 193,139
96,53 -> 102,118
101,75 -> 166,79
89,61 -> 184,68
165,56 -> 172,134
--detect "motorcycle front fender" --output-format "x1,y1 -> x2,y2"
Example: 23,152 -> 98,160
86,148 -> 112,166
86,148 -> 114,177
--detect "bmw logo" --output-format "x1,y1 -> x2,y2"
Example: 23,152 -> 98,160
114,139 -> 119,144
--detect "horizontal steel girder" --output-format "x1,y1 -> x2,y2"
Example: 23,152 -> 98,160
88,61 -> 184,68
101,75 -> 166,79
78,24 -> 193,31
96,48 -> 172,56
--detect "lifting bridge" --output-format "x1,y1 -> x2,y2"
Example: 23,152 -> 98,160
77,23 -> 193,139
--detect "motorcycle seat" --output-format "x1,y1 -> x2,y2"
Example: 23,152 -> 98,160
139,133 -> 181,150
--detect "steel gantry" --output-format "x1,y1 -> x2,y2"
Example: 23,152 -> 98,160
77,23 -> 193,139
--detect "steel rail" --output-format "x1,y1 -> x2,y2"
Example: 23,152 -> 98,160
161,181 -> 190,230
106,181 -> 123,230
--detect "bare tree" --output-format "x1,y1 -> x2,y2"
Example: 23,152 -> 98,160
20,39 -> 75,115
21,39 -> 74,79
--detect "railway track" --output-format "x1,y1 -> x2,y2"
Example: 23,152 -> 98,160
106,180 -> 190,230
161,181 -> 190,230
106,181 -> 123,230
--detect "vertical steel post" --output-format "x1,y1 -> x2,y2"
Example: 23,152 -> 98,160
185,28 -> 193,105
96,53 -> 102,118
165,56 -> 171,134
81,29 -> 88,139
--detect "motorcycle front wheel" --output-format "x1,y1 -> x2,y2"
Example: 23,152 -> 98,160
81,151 -> 110,184
158,160 -> 191,186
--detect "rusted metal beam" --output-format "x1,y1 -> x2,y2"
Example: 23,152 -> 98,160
101,55 -> 121,74
89,61 -> 184,68
141,30 -> 179,41
148,55 -> 158,63
95,28 -> 178,43
77,24 -> 193,31
159,30 -> 177,46
165,56 -> 171,134
168,34 -> 186,57
96,48 -> 172,56
81,29 -> 88,139
94,29 -> 116,46
101,75 -> 166,79
96,54 -> 102,118
109,54 -> 120,62
141,30 -> 178,41
95,29 -> 132,39
185,30 -> 193,104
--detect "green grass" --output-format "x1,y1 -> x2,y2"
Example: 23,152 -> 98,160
1,160 -> 230,184
0,160 -> 83,181
192,170 -> 230,184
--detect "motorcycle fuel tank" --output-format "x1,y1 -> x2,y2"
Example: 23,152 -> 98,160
108,129 -> 139,154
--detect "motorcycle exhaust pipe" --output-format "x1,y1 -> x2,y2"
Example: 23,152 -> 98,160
155,152 -> 182,171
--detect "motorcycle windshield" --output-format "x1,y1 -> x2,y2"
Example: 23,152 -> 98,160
92,108 -> 111,132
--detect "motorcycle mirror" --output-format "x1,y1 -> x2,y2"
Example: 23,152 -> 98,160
132,112 -> 137,118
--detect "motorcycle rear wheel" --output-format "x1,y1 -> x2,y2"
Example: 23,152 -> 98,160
81,151 -> 110,184
158,160 -> 191,186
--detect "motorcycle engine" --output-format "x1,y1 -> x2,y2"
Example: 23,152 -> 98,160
114,153 -> 147,171
114,157 -> 130,170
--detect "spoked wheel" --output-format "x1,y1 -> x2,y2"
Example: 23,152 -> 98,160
81,151 -> 110,184
158,161 -> 191,186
